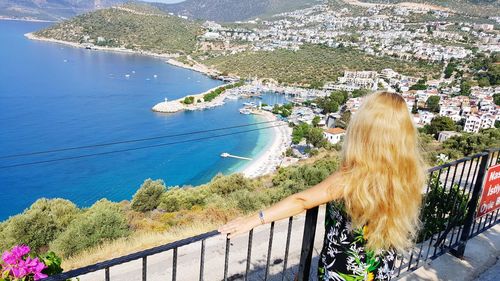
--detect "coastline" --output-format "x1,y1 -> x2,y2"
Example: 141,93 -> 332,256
24,32 -> 219,77
23,31 -> 290,179
0,17 -> 56,23
240,111 -> 292,178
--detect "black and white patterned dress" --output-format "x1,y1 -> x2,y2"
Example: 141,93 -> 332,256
318,202 -> 397,281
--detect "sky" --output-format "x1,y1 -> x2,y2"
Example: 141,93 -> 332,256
141,0 -> 186,3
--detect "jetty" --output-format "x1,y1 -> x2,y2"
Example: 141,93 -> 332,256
152,82 -> 236,113
220,153 -> 253,161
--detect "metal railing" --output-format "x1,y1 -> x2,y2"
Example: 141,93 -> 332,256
43,148 -> 500,281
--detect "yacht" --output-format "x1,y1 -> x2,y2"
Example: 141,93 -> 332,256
239,108 -> 252,115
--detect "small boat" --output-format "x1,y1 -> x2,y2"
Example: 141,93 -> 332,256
239,108 -> 252,115
243,102 -> 256,107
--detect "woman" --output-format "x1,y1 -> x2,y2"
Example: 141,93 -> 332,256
219,92 -> 426,281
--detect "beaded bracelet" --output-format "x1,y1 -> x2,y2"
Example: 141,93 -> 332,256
258,210 -> 265,224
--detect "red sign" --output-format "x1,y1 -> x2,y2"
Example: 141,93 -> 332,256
477,164 -> 500,218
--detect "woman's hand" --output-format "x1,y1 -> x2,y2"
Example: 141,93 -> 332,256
218,215 -> 260,239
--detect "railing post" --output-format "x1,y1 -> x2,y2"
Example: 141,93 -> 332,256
451,152 -> 489,258
297,206 -> 319,281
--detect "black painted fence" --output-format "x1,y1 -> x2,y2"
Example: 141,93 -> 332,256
43,148 -> 500,281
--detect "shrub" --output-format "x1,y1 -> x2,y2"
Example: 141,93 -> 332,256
228,189 -> 266,213
271,180 -> 306,200
423,116 -> 456,137
443,128 -> 500,156
182,96 -> 195,104
207,173 -> 255,195
131,179 -> 166,212
51,199 -> 130,257
0,199 -> 79,253
272,156 -> 339,189
158,186 -> 209,212
204,193 -> 239,212
418,174 -> 468,243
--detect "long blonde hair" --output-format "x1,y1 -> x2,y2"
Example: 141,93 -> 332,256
339,92 -> 426,252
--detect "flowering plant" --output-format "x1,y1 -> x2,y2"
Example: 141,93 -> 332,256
0,245 -> 49,281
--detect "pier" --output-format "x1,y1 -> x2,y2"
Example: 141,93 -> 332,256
220,152 -> 253,161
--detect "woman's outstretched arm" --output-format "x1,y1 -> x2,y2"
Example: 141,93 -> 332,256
218,171 -> 343,238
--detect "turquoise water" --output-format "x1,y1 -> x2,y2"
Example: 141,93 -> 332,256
0,20 -> 285,220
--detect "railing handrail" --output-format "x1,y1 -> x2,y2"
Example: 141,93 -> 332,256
427,152 -> 486,172
42,231 -> 220,281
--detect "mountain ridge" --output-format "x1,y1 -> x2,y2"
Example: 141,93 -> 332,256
152,0 -> 320,22
0,0 -> 127,21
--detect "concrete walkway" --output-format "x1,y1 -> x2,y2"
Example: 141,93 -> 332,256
400,224 -> 500,281
474,257 -> 499,281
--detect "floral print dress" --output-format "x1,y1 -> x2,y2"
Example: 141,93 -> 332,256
318,202 -> 397,281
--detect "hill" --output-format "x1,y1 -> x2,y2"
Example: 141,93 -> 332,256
0,0 -> 128,21
153,0 -> 320,22
355,0 -> 500,17
201,44 -> 442,87
34,3 -> 203,54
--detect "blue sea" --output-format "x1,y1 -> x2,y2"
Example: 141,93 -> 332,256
0,20 -> 285,220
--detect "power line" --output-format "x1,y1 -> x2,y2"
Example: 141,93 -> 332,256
0,120 -> 281,159
0,124 -> 286,169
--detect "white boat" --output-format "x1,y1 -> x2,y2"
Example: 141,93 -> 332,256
243,102 -> 256,107
239,108 -> 252,115
225,94 -> 239,100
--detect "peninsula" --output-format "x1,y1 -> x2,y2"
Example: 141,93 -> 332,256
152,82 -> 241,113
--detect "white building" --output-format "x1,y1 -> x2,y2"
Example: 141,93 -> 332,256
463,114 -> 496,133
324,128 -> 346,144
418,111 -> 435,125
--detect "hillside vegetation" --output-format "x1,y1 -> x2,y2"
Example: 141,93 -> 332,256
201,44 -> 442,87
154,0 -> 319,22
34,4 -> 203,55
361,0 -> 500,17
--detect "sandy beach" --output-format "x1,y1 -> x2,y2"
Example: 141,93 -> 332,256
241,111 -> 292,178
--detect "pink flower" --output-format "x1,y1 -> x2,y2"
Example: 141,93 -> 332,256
0,245 -> 47,280
1,250 -> 16,265
11,266 -> 28,278
31,258 -> 48,280
11,245 -> 30,258
34,270 -> 49,280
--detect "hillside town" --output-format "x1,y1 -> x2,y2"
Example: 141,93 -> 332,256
195,1 -> 500,156
200,1 -> 498,61
233,66 -> 498,150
